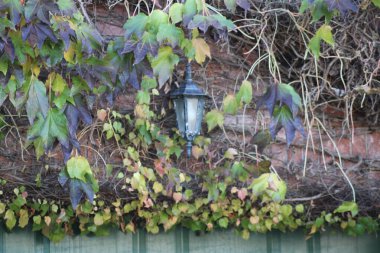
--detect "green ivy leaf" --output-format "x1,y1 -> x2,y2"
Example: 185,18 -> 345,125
249,173 -> 269,196
153,181 -> 163,193
151,46 -> 179,87
0,54 -> 9,75
231,161 -> 249,181
5,209 -> 16,230
94,213 -> 104,226
136,91 -> 150,105
183,0 -> 197,24
236,80 -> 253,104
141,76 -> 157,91
26,78 -> 49,124
123,13 -> 148,38
57,0 -> 76,13
180,38 -> 195,59
317,24 -> 334,45
156,24 -> 184,47
39,41 -> 64,67
310,0 -> 334,22
267,175 -> 287,202
218,217 -> 229,228
308,24 -> 334,58
27,109 -> 69,150
0,86 -> 8,107
296,204 -> 304,213
280,204 -> 293,217
334,201 -> 359,217
205,109 -> 224,132
223,94 -> 239,114
130,172 -> 147,192
299,0 -> 310,13
372,0 -> 380,8
52,73 -> 68,93
53,87 -> 73,109
0,202 -> 5,214
1,0 -> 22,24
169,3 -> 184,24
9,30 -> 33,64
224,0 -> 236,13
211,14 -> 236,31
147,10 -> 169,33
67,156 -> 93,182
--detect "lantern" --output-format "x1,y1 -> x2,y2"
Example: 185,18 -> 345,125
170,62 -> 208,157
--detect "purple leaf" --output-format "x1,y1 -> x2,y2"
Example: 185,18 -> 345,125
257,83 -> 302,117
121,40 -> 137,54
325,0 -> 358,13
129,67 -> 139,89
105,92 -> 114,106
119,71 -> 129,87
21,25 -> 32,41
65,104 -> 80,140
57,22 -> 75,50
188,15 -> 212,33
236,0 -> 251,11
73,95 -> 92,125
256,85 -> 277,116
138,60 -> 154,78
269,106 -> 306,146
69,179 -> 84,209
58,171 -> 69,186
133,42 -> 149,65
84,73 -> 96,90
0,2 -> 22,25
34,23 -> 58,48
79,181 -> 95,203
61,143 -> 73,163
4,40 -> 15,63
37,8 -> 50,24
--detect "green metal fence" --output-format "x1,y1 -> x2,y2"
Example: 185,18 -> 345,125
0,227 -> 379,253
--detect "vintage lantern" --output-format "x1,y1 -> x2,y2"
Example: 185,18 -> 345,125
170,62 -> 208,157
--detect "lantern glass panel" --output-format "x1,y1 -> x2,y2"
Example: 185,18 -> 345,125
185,97 -> 199,134
195,97 -> 205,133
173,98 -> 185,134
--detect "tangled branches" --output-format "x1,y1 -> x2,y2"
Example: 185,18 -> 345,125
223,1 -> 380,126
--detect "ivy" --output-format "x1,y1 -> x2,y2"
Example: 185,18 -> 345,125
0,0 -> 378,241
308,24 -> 335,58
0,179 -> 377,242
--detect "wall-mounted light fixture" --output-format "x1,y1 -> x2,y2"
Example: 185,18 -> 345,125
170,62 -> 208,157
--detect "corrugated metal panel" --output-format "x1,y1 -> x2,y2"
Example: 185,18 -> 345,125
0,227 -> 379,253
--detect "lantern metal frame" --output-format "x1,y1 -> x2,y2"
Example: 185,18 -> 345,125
170,62 -> 208,157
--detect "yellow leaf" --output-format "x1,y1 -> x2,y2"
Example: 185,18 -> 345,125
192,38 -> 211,64
32,65 -> 40,77
18,209 -> 29,228
94,213 -> 104,226
44,216 -> 51,226
250,216 -> 259,225
192,146 -> 204,159
64,43 -> 76,64
309,224 -> 317,235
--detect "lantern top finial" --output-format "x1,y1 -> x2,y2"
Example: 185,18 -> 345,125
170,62 -> 207,98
